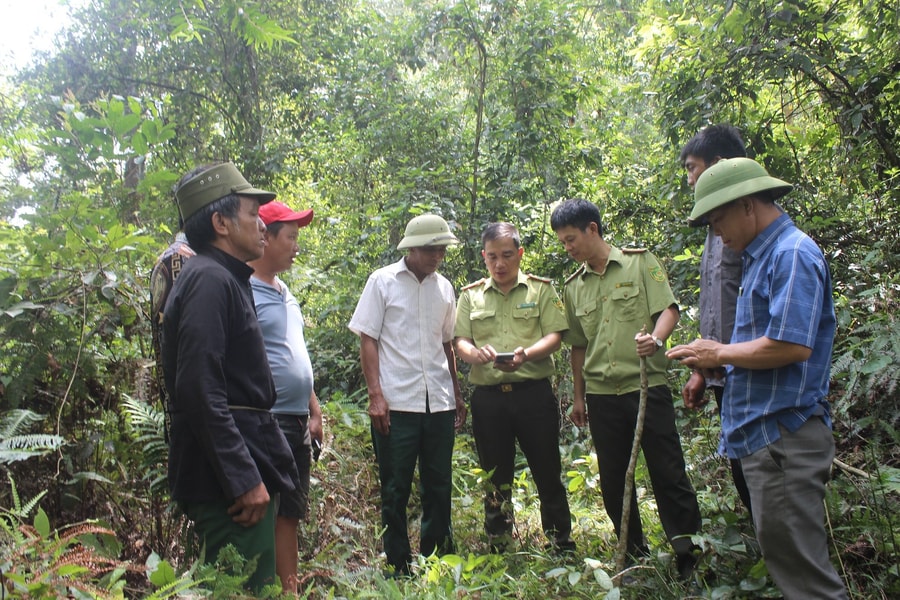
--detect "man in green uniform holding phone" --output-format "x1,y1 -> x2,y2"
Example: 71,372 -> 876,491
454,222 -> 574,553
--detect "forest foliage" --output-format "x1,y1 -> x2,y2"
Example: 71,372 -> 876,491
0,0 -> 898,598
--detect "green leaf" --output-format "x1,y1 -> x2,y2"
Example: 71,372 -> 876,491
67,471 -> 114,484
4,301 -> 44,318
876,466 -> 900,494
57,564 -> 90,577
860,355 -> 891,374
545,566 -> 569,578
0,276 -> 17,307
148,557 -> 178,587
133,131 -> 148,154
34,507 -> 50,538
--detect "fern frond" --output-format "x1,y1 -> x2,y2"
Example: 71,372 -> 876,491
142,574 -> 211,600
1,472 -> 47,520
6,471 -> 21,511
121,394 -> 165,432
0,409 -> 46,437
0,434 -> 66,464
14,489 -> 48,520
120,394 -> 169,493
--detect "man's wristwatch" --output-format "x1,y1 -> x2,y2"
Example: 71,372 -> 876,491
651,335 -> 664,353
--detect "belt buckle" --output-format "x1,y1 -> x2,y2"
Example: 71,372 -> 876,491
499,383 -> 513,393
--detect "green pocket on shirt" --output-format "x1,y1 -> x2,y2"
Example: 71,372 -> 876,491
610,284 -> 642,322
470,309 -> 496,320
574,298 -> 601,337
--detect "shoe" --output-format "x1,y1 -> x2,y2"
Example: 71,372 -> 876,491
488,532 -> 514,554
676,552 -> 698,581
385,562 -> 411,579
490,542 -> 511,554
544,539 -> 577,556
618,548 -> 648,586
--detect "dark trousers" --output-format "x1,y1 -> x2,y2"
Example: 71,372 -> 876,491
371,409 -> 456,572
586,385 -> 701,558
711,386 -> 753,517
185,498 -> 277,592
274,414 -> 311,520
470,379 -> 573,549
741,417 -> 848,600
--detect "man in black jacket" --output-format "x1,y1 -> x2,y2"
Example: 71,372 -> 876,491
161,162 -> 298,592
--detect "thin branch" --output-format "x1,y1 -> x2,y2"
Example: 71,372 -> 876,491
55,278 -> 88,478
833,457 -> 871,479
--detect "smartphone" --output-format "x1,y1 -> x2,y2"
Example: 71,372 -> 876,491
312,439 -> 322,462
494,352 -> 515,363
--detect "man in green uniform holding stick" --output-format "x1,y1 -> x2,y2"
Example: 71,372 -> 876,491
551,199 -> 701,580
455,222 -> 575,553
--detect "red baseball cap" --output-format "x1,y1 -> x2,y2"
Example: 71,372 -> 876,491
258,201 -> 314,227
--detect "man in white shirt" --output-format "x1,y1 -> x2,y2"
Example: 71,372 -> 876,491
349,214 -> 466,576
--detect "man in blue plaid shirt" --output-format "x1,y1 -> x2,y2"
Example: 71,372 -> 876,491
668,157 -> 847,600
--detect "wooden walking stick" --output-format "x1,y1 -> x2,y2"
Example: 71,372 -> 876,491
614,325 -> 650,584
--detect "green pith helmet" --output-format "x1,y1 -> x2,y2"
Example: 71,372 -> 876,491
175,162 -> 276,222
397,214 -> 461,249
689,157 -> 793,226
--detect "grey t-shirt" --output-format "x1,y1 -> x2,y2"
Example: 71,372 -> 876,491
251,277 -> 315,415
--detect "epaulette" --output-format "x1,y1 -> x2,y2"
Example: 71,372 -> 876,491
564,264 -> 586,285
622,247 -> 647,254
526,273 -> 552,284
461,278 -> 487,291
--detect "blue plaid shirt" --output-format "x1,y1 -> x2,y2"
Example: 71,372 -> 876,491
722,213 -> 836,459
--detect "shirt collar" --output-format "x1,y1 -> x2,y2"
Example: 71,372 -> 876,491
581,245 -> 624,276
203,245 -> 255,280
744,212 -> 792,261
397,256 -> 437,281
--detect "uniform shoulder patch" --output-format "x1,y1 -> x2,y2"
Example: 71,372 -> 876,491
564,264 -> 586,285
526,273 -> 552,284
622,247 -> 647,254
461,278 -> 486,291
649,264 -> 667,282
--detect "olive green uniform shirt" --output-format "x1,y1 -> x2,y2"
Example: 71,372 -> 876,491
563,246 -> 677,395
455,272 -> 568,386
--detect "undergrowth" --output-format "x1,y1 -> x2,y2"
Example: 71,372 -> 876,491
1,388 -> 897,598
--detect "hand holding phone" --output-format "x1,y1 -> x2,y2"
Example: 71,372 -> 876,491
494,352 -> 515,363
312,439 -> 322,462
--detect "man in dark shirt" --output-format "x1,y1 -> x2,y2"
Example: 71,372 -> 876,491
679,125 -> 752,516
161,162 -> 298,592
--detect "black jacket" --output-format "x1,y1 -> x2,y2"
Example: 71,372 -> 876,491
161,246 -> 296,503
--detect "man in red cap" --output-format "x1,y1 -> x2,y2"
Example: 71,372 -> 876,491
249,201 -> 323,594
